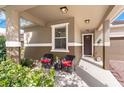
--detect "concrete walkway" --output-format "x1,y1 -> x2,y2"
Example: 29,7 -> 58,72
75,57 -> 122,87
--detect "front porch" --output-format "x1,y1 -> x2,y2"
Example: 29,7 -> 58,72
0,5 -> 124,87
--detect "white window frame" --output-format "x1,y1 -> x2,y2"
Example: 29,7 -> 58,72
51,23 -> 69,52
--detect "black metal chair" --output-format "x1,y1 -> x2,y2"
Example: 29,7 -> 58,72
61,55 -> 75,72
40,53 -> 54,68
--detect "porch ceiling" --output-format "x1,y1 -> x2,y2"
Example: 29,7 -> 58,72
25,5 -> 110,31
5,5 -> 37,12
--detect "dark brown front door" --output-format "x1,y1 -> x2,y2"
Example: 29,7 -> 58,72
84,35 -> 92,56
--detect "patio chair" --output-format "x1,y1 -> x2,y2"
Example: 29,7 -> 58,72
39,53 -> 54,68
61,55 -> 75,72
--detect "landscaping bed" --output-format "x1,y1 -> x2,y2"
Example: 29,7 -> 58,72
0,58 -> 55,87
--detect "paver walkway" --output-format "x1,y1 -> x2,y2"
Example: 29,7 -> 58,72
109,60 -> 124,86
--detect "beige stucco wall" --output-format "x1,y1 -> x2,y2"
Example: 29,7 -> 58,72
24,17 -> 74,43
94,46 -> 103,61
24,17 -> 77,61
46,17 -> 75,42
74,20 -> 81,43
94,29 -> 103,45
24,47 -> 75,60
94,29 -> 103,61
73,19 -> 82,64
23,17 -> 84,65
24,26 -> 51,43
74,46 -> 82,65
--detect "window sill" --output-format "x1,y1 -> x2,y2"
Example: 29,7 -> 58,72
51,49 -> 69,52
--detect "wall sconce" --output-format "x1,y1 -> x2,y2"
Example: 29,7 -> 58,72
97,39 -> 102,44
60,6 -> 68,14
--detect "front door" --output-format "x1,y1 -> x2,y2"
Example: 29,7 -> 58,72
83,34 -> 93,56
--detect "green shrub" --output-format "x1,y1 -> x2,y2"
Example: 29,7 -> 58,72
0,58 -> 55,87
21,58 -> 34,68
0,36 -> 6,62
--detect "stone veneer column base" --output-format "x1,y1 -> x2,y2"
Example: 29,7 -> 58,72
6,47 -> 21,64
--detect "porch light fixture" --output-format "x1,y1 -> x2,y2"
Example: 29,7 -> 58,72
60,6 -> 68,14
84,19 -> 90,24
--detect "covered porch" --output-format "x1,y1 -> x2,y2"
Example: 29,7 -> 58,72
0,5 -> 124,87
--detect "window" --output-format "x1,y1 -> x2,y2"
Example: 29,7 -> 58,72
51,23 -> 69,52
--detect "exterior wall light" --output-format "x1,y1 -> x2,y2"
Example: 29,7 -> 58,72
60,6 -> 68,14
84,19 -> 90,24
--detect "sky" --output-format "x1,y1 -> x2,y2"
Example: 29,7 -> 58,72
115,12 -> 124,21
0,11 -> 6,28
0,11 -> 6,35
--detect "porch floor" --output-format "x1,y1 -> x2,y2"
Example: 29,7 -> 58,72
75,57 -> 122,87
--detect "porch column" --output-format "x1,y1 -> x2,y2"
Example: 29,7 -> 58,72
103,20 -> 110,69
5,9 -> 21,64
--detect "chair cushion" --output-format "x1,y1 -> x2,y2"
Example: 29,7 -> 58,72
62,61 -> 72,67
40,58 -> 51,63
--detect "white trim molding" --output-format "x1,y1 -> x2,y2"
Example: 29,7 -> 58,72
51,49 -> 69,52
24,42 -> 83,47
68,42 -> 82,46
94,43 -> 103,46
94,42 -> 110,46
104,42 -> 110,46
6,41 -> 21,47
24,43 -> 52,47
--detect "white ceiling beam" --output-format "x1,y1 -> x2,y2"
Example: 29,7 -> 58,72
106,5 -> 124,22
97,5 -> 114,31
0,5 -> 7,9
2,5 -> 45,26
21,12 -> 45,26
